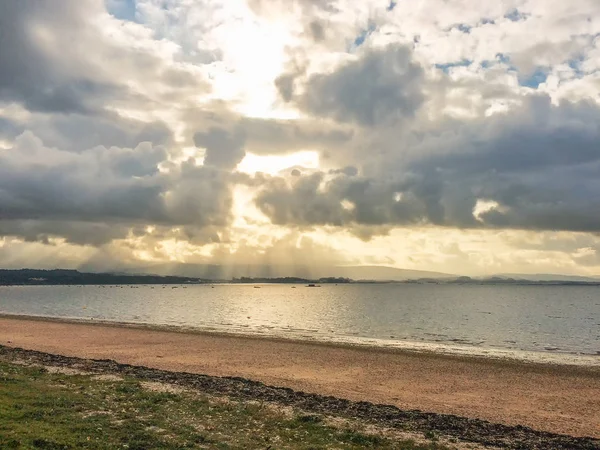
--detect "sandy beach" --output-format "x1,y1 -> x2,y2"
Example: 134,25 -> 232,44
0,315 -> 598,439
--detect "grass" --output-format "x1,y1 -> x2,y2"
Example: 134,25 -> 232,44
0,360 -> 453,449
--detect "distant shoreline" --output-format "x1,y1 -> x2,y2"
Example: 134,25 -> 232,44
2,268 -> 600,286
3,279 -> 600,286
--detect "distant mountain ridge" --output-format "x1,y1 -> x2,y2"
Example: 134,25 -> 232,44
83,263 -> 600,283
496,273 -> 600,282
327,266 -> 453,281
116,263 -> 453,281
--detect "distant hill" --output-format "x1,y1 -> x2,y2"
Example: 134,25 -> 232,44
326,266 -> 453,281
117,263 -> 453,281
81,260 -> 600,283
497,273 -> 600,282
116,264 -> 318,280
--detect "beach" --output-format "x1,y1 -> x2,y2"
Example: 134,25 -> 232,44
0,315 -> 598,439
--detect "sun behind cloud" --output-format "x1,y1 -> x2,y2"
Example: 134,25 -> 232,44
0,0 -> 599,276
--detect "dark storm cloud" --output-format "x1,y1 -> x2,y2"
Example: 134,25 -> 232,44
3,0 -> 600,262
278,45 -> 425,126
255,95 -> 600,235
41,114 -> 174,153
0,0 -> 223,248
255,171 -> 443,233
0,111 -> 173,152
0,132 -> 234,245
0,0 -> 207,115
193,127 -> 246,169
186,107 -> 353,159
0,220 -> 131,246
329,166 -> 358,176
240,117 -> 353,155
0,1 -> 119,114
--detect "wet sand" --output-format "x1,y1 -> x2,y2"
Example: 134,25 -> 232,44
0,315 -> 598,438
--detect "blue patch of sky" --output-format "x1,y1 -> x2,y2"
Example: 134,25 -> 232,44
504,9 -> 529,22
435,59 -> 472,73
480,54 -> 514,69
519,68 -> 548,88
480,53 -> 555,89
495,53 -> 511,65
106,0 -> 138,22
387,0 -> 397,11
450,23 -> 472,33
568,59 -> 581,71
481,54 -> 518,72
481,18 -> 495,25
353,22 -> 377,47
567,55 -> 587,78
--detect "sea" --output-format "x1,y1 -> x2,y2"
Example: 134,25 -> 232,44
1,283 -> 598,365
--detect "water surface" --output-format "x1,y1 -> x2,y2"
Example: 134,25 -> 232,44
1,284 -> 598,365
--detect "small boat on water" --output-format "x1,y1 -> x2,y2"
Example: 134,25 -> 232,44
306,284 -> 321,287
254,286 -> 261,289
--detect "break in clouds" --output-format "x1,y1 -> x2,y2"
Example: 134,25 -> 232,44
1,0 -> 600,275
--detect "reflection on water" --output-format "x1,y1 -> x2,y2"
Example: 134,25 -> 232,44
1,284 -> 598,364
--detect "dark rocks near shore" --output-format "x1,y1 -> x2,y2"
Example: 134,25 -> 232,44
0,345 -> 598,450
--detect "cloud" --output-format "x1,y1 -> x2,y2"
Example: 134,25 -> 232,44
255,94 -> 600,234
0,0 -> 208,115
0,132 -> 234,245
2,0 -> 600,275
0,107 -> 174,153
193,127 -> 246,169
308,20 -> 326,42
247,0 -> 340,20
0,0 -> 116,113
0,220 -> 131,247
278,44 -> 425,126
0,237 -> 96,270
184,106 -> 353,159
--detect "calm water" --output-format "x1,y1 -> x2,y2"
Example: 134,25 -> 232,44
1,284 -> 599,364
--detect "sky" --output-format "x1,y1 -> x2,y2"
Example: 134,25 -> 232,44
1,0 -> 600,276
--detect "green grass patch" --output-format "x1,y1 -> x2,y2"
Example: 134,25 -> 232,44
0,360 -> 452,449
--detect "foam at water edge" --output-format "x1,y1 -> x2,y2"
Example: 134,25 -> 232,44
3,312 -> 596,367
